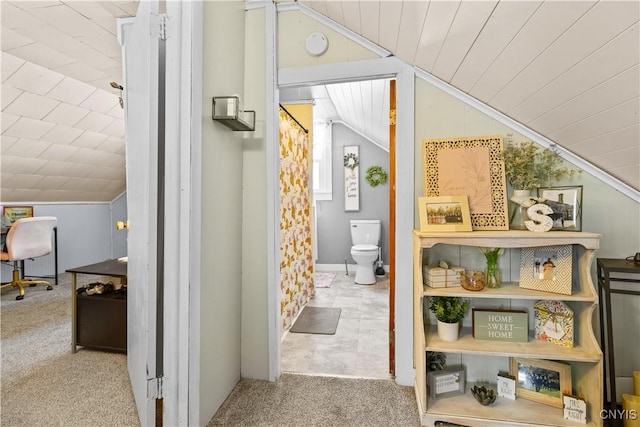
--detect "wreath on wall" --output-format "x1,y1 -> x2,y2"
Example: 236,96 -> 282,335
365,166 -> 388,187
343,153 -> 359,170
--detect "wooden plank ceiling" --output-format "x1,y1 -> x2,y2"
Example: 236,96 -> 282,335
298,0 -> 639,194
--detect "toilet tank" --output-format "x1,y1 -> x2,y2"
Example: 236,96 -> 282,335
350,220 -> 381,245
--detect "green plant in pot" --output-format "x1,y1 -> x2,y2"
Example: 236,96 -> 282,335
429,296 -> 470,342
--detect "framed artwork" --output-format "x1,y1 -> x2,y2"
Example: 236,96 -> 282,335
422,135 -> 509,230
537,185 -> 583,231
418,196 -> 472,232
2,206 -> 34,226
343,145 -> 359,211
510,357 -> 572,409
519,245 -> 573,295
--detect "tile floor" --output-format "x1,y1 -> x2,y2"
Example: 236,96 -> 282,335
281,270 -> 392,379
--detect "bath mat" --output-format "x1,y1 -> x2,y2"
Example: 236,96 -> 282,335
290,307 -> 342,335
313,272 -> 336,288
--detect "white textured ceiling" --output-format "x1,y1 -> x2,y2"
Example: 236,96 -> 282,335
1,1 -> 137,202
1,0 -> 639,203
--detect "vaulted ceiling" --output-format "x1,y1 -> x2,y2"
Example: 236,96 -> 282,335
1,0 -> 639,203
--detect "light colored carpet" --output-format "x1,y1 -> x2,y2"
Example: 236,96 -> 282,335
208,373 -> 421,427
313,272 -> 336,288
1,272 -> 139,427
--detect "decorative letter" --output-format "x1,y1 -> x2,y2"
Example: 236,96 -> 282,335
525,203 -> 554,232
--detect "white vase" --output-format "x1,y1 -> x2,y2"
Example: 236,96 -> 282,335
437,320 -> 460,342
509,189 -> 534,230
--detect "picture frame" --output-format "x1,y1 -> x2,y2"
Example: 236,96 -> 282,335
472,309 -> 528,342
422,135 -> 509,230
427,366 -> 466,399
510,357 -> 572,409
418,196 -> 472,232
497,373 -> 517,400
519,245 -> 573,295
537,185 -> 583,231
343,145 -> 359,211
2,206 -> 34,227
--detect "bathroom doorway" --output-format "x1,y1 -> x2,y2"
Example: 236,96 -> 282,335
279,78 -> 394,379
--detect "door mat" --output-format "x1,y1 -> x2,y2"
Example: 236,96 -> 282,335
290,307 -> 342,335
313,272 -> 336,288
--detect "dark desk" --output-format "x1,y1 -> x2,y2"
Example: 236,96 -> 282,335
596,258 -> 640,411
67,259 -> 128,353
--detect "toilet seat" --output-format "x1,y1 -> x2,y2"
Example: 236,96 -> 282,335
351,244 -> 378,253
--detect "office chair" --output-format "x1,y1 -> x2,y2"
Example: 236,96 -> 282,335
1,216 -> 57,300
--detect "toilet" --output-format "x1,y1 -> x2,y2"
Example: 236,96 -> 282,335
350,219 -> 381,285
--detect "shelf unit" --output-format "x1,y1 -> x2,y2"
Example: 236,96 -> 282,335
211,96 -> 255,131
413,230 -> 603,427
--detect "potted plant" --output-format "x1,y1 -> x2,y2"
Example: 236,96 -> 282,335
429,296 -> 470,342
502,139 -> 579,229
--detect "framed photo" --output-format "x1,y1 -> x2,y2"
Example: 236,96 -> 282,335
418,196 -> 472,232
2,206 -> 34,226
519,245 -> 573,295
427,366 -> 466,399
537,186 -> 583,231
422,135 -> 509,230
510,357 -> 572,409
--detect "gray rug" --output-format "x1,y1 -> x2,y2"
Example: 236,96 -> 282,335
290,307 -> 341,335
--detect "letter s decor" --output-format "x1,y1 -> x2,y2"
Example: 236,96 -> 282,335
525,203 -> 554,232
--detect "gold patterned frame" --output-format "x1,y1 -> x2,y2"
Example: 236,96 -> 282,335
423,135 -> 509,230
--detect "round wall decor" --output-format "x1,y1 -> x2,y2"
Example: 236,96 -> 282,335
343,153 -> 359,170
365,166 -> 388,187
306,32 -> 328,56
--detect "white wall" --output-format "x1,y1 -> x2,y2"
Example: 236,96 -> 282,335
199,1 -> 246,424
241,6 -> 271,380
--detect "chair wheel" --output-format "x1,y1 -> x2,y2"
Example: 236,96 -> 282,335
47,286 -> 53,290
16,295 -> 24,300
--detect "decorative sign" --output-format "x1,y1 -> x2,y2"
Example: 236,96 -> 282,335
534,300 -> 574,348
343,145 -> 359,211
472,309 -> 528,342
427,367 -> 466,399
497,373 -> 516,400
525,203 -> 554,232
2,206 -> 34,227
563,395 -> 587,423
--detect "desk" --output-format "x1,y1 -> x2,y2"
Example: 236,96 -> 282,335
1,227 -> 58,287
596,258 -> 640,410
67,259 -> 127,353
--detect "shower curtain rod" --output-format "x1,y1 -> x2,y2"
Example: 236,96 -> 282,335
279,103 -> 309,134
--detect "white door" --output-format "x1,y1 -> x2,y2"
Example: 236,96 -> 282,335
119,1 -> 160,425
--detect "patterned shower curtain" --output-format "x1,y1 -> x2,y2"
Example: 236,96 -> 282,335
279,107 -> 313,335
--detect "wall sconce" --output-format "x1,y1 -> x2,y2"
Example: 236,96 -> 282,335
110,81 -> 124,109
212,96 -> 255,131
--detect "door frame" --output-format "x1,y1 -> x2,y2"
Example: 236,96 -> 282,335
271,57 -> 415,386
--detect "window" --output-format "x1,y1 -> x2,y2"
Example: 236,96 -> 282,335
312,120 -> 332,200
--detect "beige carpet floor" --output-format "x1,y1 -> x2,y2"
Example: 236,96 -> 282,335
2,272 -> 422,427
